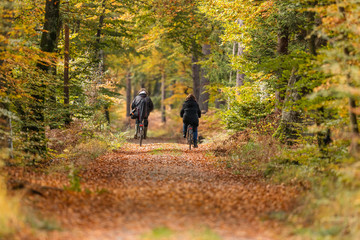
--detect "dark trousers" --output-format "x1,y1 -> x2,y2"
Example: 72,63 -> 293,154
183,123 -> 197,142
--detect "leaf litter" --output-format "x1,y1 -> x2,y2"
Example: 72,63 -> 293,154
6,140 -> 299,240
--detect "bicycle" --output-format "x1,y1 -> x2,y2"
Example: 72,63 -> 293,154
136,120 -> 145,146
186,124 -> 194,150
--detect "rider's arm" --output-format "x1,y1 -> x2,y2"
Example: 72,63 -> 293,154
131,98 -> 136,110
180,104 -> 184,118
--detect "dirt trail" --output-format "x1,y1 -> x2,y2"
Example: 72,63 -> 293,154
9,139 -> 298,240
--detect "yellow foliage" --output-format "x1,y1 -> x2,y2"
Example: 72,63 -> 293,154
0,168 -> 22,237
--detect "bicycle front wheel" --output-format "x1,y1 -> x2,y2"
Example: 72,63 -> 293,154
139,127 -> 143,147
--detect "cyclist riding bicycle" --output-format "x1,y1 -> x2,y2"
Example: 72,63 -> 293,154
130,88 -> 154,139
180,94 -> 201,148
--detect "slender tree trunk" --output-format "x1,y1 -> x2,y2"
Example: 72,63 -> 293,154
274,68 -> 301,144
274,26 -> 289,112
348,75 -> 359,154
64,19 -> 70,126
229,42 -> 236,84
236,20 -> 245,88
192,53 -> 201,101
126,71 -> 132,117
199,44 -> 211,113
95,0 -> 110,125
349,97 -> 359,154
349,98 -> 359,133
161,69 -> 166,123
277,28 -> 289,55
215,89 -> 225,109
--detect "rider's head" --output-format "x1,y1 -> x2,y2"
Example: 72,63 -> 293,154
186,94 -> 196,101
138,88 -> 148,96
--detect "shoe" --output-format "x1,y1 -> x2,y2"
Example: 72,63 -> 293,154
183,133 -> 186,138
194,141 -> 198,148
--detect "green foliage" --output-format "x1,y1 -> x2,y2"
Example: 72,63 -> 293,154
0,171 -> 22,237
263,140 -> 360,239
219,82 -> 274,130
142,227 -> 174,240
65,164 -> 82,192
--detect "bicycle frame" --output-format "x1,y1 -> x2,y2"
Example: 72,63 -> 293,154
136,119 -> 145,146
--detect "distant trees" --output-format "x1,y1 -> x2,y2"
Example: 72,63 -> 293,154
2,0 -> 360,160
196,0 -> 360,151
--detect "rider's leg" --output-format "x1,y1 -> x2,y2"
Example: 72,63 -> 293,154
183,123 -> 187,138
134,119 -> 139,139
144,118 -> 148,139
193,126 -> 198,148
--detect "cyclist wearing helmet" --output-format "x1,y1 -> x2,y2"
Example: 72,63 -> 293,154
130,88 -> 154,139
180,94 -> 201,148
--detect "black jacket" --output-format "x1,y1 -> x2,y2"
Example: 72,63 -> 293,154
131,93 -> 154,120
180,99 -> 201,127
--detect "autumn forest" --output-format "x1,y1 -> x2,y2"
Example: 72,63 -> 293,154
1,0 -> 360,239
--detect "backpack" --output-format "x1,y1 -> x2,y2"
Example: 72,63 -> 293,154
130,108 -> 139,119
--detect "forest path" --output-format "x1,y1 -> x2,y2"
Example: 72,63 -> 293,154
11,139 -> 298,240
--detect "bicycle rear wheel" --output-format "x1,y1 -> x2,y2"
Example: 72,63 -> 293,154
139,126 -> 144,146
188,127 -> 193,150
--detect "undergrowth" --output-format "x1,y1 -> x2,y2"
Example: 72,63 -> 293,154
0,158 -> 22,238
212,126 -> 360,239
265,141 -> 360,240
212,131 -> 281,176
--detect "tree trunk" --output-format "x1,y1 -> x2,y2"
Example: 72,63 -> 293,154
349,98 -> 359,132
229,42 -> 236,84
23,0 -> 61,159
276,27 -> 289,55
236,20 -> 245,87
126,71 -> 132,117
64,19 -> 70,126
38,0 -> 61,71
161,69 -> 166,123
199,44 -> 211,113
274,27 -> 289,112
192,53 -> 201,101
95,0 -> 109,125
348,74 -> 359,154
349,97 -> 359,154
273,68 -> 301,144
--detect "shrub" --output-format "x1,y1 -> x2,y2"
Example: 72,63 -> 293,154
219,82 -> 275,131
264,141 -> 360,239
212,131 -> 281,175
0,165 -> 22,237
